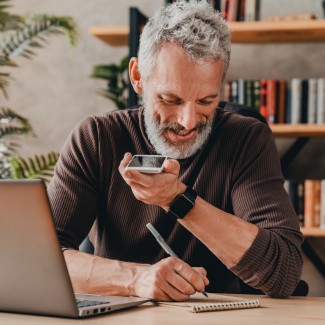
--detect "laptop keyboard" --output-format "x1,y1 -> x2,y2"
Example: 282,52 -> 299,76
76,299 -> 110,308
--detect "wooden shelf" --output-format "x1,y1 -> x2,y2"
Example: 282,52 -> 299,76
89,26 -> 129,46
89,20 -> 325,46
228,20 -> 325,43
270,124 -> 325,137
301,227 -> 325,237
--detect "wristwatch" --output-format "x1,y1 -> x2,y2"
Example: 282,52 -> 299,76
167,186 -> 197,219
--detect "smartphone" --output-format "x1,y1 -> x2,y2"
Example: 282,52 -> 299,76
125,155 -> 168,173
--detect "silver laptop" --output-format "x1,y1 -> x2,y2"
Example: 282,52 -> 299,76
0,180 -> 149,318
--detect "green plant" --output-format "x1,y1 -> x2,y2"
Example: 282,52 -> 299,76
0,0 -> 77,181
10,152 -> 59,182
0,108 -> 33,178
92,55 -> 129,109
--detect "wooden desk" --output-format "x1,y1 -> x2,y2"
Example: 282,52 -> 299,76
0,294 -> 324,324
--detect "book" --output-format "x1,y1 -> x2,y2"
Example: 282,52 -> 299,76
320,180 -> 325,228
158,293 -> 260,313
228,0 -> 239,21
277,80 -> 287,124
245,0 -> 256,22
317,78 -> 325,124
304,179 -> 321,228
259,79 -> 268,120
238,79 -> 245,105
267,79 -> 276,123
300,79 -> 309,123
290,78 -> 302,124
238,0 -> 246,21
307,78 -> 317,124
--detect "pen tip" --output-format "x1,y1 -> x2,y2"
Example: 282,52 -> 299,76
202,291 -> 208,298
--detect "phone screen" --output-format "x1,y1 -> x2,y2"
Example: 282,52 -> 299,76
128,156 -> 166,168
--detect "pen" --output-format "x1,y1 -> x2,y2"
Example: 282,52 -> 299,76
146,223 -> 208,298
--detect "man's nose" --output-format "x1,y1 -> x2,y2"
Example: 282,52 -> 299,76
178,103 -> 197,130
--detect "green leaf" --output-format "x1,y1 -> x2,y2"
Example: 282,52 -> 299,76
92,55 -> 129,109
10,151 -> 59,183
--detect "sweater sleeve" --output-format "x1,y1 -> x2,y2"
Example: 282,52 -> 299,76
47,116 -> 101,250
228,121 -> 303,298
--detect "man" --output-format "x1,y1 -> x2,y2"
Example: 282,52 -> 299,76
48,0 -> 303,301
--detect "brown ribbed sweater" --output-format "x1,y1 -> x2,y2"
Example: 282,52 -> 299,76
48,107 -> 303,297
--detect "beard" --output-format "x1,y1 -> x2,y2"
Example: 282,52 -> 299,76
144,108 -> 214,159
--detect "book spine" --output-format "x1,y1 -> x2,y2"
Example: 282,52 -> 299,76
316,78 -> 325,124
238,79 -> 245,104
307,78 -> 317,124
290,78 -> 302,124
320,179 -> 325,228
254,0 -> 261,21
267,79 -> 276,123
278,80 -> 287,124
223,80 -> 232,102
259,80 -> 268,120
296,181 -> 305,227
228,0 -> 239,21
300,79 -> 309,123
245,0 -> 255,22
304,180 -> 315,228
314,180 -> 321,228
231,80 -> 239,103
237,0 -> 246,21
285,86 -> 292,123
223,0 -> 230,20
245,80 -> 253,108
253,80 -> 260,111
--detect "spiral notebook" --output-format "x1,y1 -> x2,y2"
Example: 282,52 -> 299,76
158,293 -> 260,313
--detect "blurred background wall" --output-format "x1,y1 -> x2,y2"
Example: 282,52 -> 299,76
6,0 -> 325,295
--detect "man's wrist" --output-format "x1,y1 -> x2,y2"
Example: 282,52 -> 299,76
129,263 -> 150,297
161,183 -> 187,211
166,186 -> 197,219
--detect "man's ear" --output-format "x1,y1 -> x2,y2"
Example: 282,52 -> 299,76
129,57 -> 143,95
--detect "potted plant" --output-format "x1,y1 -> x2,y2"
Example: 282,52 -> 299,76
0,0 -> 77,182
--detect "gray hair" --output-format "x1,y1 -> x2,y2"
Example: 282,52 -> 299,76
138,0 -> 231,82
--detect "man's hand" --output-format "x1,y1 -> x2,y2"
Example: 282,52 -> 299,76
133,256 -> 209,301
119,152 -> 186,209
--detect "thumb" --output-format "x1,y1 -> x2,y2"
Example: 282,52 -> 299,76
163,159 -> 180,175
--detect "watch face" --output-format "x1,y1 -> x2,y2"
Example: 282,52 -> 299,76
167,187 -> 197,219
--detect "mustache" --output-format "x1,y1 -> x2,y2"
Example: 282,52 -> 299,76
157,121 -> 207,134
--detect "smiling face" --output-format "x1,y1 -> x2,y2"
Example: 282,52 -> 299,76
130,42 -> 224,159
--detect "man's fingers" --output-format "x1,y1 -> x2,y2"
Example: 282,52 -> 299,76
165,271 -> 196,296
193,267 -> 210,286
154,273 -> 191,301
172,259 -> 208,293
163,159 -> 180,175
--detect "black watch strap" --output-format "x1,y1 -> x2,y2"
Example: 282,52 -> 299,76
166,186 -> 197,219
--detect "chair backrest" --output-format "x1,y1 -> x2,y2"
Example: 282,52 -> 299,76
219,100 -> 268,125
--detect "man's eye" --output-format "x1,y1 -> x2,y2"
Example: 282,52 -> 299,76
163,98 -> 182,105
197,101 -> 213,106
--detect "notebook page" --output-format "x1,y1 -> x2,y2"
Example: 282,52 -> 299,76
158,293 -> 260,313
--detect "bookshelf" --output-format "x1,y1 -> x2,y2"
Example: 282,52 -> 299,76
89,20 -> 325,46
301,227 -> 325,237
271,124 -> 325,137
228,20 -> 325,43
89,26 -> 128,46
